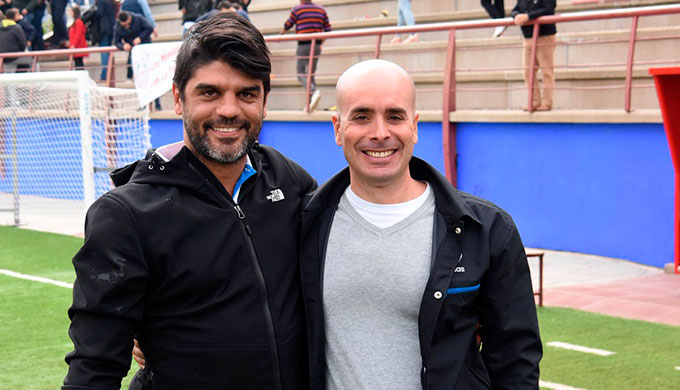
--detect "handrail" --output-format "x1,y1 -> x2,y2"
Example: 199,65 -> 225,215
2,4 -> 680,183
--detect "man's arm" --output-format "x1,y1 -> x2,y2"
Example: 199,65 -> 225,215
137,15 -> 154,42
63,195 -> 149,389
112,24 -> 125,50
478,218 -> 542,389
281,10 -> 296,34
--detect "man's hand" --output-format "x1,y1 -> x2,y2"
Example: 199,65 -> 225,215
152,28 -> 158,38
133,37 -> 142,45
21,8 -> 27,16
133,339 -> 146,369
123,43 -> 132,51
514,13 -> 529,25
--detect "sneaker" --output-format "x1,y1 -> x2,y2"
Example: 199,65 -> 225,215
390,35 -> 401,44
309,90 -> 321,112
492,26 -> 507,38
403,34 -> 419,43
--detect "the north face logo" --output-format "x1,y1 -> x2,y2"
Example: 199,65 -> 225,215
266,189 -> 285,202
454,267 -> 465,273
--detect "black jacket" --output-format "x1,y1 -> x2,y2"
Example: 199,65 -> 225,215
64,144 -> 316,389
0,22 -> 27,58
511,0 -> 556,38
300,157 -> 542,390
113,12 -> 153,49
179,0 -> 213,23
89,0 -> 116,44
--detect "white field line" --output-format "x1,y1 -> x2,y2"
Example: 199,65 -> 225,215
0,269 -> 73,289
540,380 -> 587,390
676,366 -> 680,371
547,341 -> 615,356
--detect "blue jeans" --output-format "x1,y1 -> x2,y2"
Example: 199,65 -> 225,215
30,4 -> 45,50
396,0 -> 415,37
99,35 -> 112,80
397,0 -> 415,27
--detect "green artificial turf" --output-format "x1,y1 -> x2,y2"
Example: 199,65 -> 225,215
1,226 -> 679,389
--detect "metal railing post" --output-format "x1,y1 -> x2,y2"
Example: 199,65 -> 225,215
624,15 -> 639,113
375,34 -> 382,59
527,23 -> 541,113
305,39 -> 317,113
442,29 -> 458,186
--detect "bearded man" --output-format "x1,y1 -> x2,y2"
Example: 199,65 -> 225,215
63,13 -> 316,389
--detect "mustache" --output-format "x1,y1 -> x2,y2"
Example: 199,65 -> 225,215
204,118 -> 250,130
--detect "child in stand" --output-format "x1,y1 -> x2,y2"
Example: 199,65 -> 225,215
68,5 -> 88,70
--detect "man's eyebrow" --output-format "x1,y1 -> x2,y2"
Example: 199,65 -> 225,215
192,84 -> 262,94
348,107 -> 374,115
238,85 -> 262,94
386,107 -> 408,115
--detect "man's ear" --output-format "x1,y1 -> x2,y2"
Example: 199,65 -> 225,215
172,84 -> 183,116
262,91 -> 269,119
412,112 -> 420,144
331,115 -> 342,146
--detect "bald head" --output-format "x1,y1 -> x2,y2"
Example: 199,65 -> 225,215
335,60 -> 416,117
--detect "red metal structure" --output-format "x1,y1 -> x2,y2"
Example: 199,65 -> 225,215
650,67 -> 680,274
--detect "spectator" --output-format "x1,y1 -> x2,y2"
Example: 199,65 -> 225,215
8,7 -> 34,44
512,0 -> 556,111
280,0 -> 331,112
482,0 -> 508,37
121,0 -> 158,38
0,0 -> 13,13
112,11 -> 153,80
50,0 -> 69,48
91,0 -> 116,81
230,1 -> 249,21
0,7 -> 31,70
68,5 -> 88,70
390,0 -> 418,44
29,0 -> 44,50
196,1 -> 248,23
178,0 -> 212,36
234,0 -> 250,19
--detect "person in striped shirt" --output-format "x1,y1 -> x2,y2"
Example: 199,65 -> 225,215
280,0 -> 331,112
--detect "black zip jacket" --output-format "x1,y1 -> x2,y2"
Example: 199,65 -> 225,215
511,0 -> 556,38
300,157 -> 542,390
64,144 -> 316,389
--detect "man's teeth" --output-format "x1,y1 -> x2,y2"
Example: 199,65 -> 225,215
212,126 -> 240,133
365,150 -> 395,158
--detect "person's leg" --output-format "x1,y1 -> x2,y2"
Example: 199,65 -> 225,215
535,34 -> 556,110
51,0 -> 68,45
522,38 -> 541,109
99,35 -> 112,81
74,57 -> 84,70
495,0 -> 505,18
31,4 -> 45,50
127,51 -> 133,80
400,0 -> 415,26
310,44 -> 322,92
481,0 -> 502,19
296,43 -> 312,88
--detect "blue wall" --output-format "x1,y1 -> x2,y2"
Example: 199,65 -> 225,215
148,119 -> 674,268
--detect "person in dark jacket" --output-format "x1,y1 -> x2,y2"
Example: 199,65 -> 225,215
63,13 -> 315,390
299,59 -> 542,390
7,6 -> 34,43
121,0 -> 158,37
511,0 -> 556,111
50,0 -> 68,47
92,0 -> 116,81
178,0 -> 212,35
0,8 -> 32,69
112,11 -> 153,79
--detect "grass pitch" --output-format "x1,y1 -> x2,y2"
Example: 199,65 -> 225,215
1,226 -> 679,389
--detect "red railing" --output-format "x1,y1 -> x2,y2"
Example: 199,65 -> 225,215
2,4 -> 680,182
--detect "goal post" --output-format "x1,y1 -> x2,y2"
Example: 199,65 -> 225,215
0,71 -> 150,234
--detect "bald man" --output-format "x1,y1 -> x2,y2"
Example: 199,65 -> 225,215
299,59 -> 542,390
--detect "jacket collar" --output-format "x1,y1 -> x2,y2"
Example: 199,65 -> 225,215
304,157 -> 481,226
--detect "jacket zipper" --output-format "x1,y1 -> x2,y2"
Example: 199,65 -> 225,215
234,204 -> 283,390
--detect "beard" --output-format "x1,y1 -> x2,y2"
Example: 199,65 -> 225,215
184,115 -> 261,164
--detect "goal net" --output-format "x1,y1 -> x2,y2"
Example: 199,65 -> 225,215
0,71 -> 150,235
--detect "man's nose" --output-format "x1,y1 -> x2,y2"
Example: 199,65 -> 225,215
215,93 -> 240,118
369,117 -> 391,141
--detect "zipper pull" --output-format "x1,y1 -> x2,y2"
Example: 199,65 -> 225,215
234,205 -> 252,235
234,205 -> 245,219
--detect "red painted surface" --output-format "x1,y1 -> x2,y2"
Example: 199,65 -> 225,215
650,67 -> 680,274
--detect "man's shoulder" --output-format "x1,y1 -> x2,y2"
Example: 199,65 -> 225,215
253,144 -> 314,184
451,189 -> 515,227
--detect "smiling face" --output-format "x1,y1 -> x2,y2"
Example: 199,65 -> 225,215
173,60 -> 267,166
332,61 -> 419,200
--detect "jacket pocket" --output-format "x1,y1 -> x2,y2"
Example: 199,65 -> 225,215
458,358 -> 492,390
